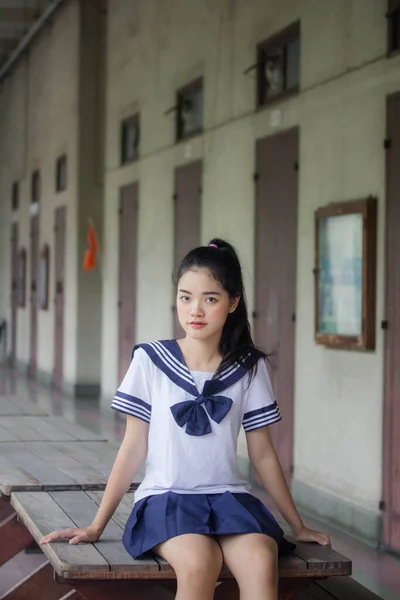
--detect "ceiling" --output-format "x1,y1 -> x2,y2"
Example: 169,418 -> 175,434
0,0 -> 54,73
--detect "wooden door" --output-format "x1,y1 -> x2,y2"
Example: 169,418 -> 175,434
173,161 -> 202,337
10,222 -> 19,364
118,183 -> 139,383
254,128 -> 299,481
29,214 -> 39,377
53,206 -> 67,389
383,92 -> 400,554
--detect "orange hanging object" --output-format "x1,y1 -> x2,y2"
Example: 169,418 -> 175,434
83,248 -> 95,271
83,222 -> 99,271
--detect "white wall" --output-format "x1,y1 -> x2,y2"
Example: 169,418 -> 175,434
102,0 -> 400,514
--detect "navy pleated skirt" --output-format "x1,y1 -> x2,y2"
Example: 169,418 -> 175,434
122,491 -> 295,559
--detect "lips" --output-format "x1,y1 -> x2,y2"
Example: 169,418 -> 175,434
189,322 -> 206,328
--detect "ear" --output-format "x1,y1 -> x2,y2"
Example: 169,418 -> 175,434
229,295 -> 240,313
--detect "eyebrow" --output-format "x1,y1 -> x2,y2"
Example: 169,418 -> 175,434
178,289 -> 222,296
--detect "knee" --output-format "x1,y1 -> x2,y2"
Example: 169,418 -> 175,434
176,551 -> 222,586
247,546 -> 278,587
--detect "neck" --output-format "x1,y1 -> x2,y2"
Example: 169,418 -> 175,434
178,334 -> 222,371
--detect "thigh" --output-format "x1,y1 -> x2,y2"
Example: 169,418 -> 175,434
153,533 -> 223,576
217,533 -> 278,587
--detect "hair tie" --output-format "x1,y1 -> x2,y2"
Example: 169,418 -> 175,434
209,243 -> 218,248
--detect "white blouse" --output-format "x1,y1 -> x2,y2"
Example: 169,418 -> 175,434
111,340 -> 281,502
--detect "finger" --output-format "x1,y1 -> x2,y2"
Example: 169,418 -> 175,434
69,536 -> 82,545
318,534 -> 330,546
40,529 -> 74,544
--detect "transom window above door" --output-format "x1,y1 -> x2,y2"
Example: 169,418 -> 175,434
256,21 -> 300,107
56,154 -> 67,192
387,0 -> 400,55
121,113 -> 140,164
31,170 -> 41,203
176,78 -> 203,141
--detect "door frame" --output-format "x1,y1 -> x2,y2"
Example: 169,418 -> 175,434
253,126 -> 299,482
53,206 -> 67,389
382,91 -> 400,551
118,182 -> 139,383
10,222 -> 19,364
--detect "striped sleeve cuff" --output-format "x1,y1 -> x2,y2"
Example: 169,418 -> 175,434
242,402 -> 281,432
111,391 -> 151,423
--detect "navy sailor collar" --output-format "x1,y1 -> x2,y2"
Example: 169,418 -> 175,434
132,339 -> 249,397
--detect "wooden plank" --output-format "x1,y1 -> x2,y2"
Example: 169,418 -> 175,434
293,543 -> 352,574
48,441 -> 117,480
0,512 -> 34,566
16,417 -> 77,442
86,491 -> 135,529
0,417 -> 105,442
0,398 -> 48,417
0,416 -> 56,442
0,561 -> 72,600
0,443 -> 79,491
49,442 -> 143,488
0,417 -> 45,441
71,442 -> 144,485
19,442 -> 109,488
0,423 -> 25,442
50,491 -> 158,573
0,455 -> 42,496
44,417 -> 106,441
317,577 -> 383,599
11,491 -> 109,575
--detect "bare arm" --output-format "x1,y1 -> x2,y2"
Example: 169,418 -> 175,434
246,426 -> 331,545
41,415 -> 148,545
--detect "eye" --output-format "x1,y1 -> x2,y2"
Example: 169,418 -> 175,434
205,297 -> 217,303
180,295 -> 190,302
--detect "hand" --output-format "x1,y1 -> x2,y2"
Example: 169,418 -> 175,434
40,526 -> 101,546
295,526 -> 331,547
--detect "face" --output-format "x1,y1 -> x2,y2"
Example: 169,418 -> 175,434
177,268 -> 239,341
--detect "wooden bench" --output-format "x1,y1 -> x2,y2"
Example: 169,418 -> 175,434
0,397 -> 49,417
0,415 -> 107,443
0,436 -> 142,566
11,490 -> 352,600
296,576 -> 384,599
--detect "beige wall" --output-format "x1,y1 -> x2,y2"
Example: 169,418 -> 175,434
101,0 -> 400,517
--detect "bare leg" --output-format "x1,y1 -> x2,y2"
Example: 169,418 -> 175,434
217,533 -> 278,600
153,534 -> 223,600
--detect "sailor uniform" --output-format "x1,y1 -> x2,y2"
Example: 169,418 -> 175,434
111,339 -> 295,558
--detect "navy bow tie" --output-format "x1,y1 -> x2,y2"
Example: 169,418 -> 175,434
170,393 -> 233,436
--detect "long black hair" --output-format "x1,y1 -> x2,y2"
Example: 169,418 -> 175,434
175,238 -> 266,379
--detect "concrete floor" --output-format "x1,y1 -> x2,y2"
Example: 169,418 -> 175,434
0,365 -> 400,599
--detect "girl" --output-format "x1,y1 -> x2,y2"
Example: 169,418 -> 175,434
41,239 -> 330,600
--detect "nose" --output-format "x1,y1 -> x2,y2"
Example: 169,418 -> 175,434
190,302 -> 204,317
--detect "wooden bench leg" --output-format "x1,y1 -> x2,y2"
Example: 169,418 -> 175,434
0,561 -> 72,600
214,579 -> 240,599
63,581 -> 175,600
212,577 -> 315,600
0,512 -> 34,566
278,578 -> 315,600
59,593 -> 87,600
0,497 -> 13,521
